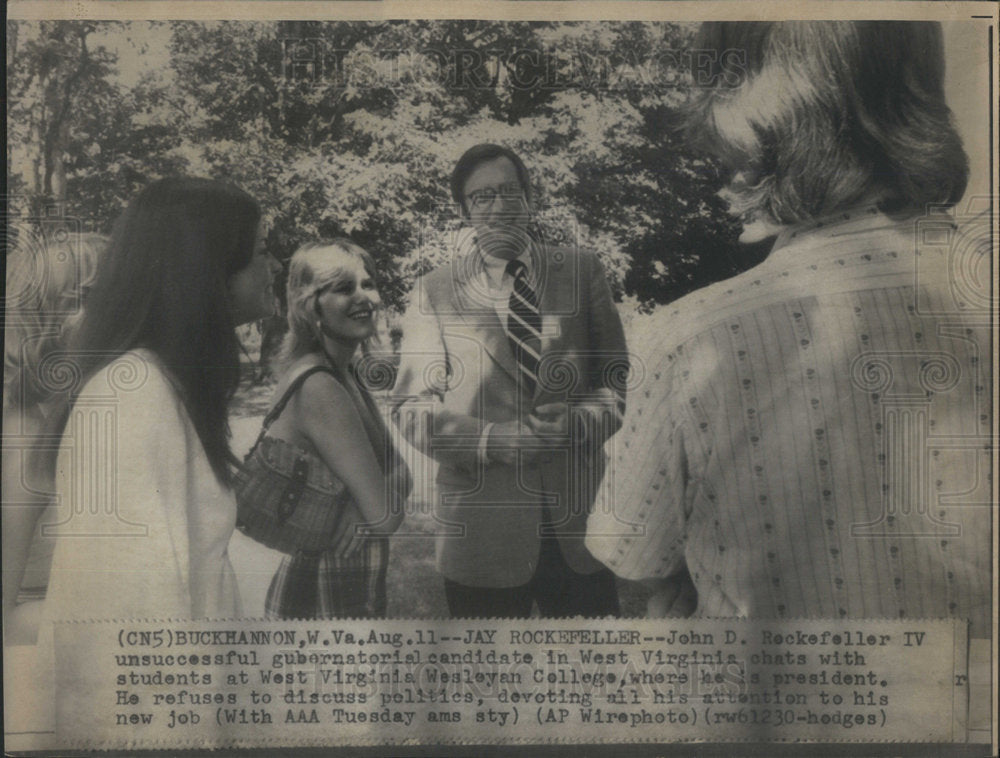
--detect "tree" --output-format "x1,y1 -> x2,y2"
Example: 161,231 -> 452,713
7,19 -> 762,313
7,22 -> 118,219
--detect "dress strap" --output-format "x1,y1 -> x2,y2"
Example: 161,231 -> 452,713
244,365 -> 339,462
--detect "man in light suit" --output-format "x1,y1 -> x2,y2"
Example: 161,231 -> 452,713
392,144 -> 628,617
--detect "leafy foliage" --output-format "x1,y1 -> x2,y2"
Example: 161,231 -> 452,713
7,20 -> 761,313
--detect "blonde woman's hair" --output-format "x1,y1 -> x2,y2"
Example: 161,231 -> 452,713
277,238 -> 382,373
4,231 -> 107,409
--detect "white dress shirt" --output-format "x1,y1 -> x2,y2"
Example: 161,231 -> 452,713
470,234 -> 536,463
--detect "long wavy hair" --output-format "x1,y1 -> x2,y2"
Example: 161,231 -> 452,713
65,177 -> 261,486
4,232 -> 107,411
684,22 -> 968,223
277,238 -> 382,374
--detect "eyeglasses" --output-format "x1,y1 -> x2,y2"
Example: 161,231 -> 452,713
465,182 -> 525,210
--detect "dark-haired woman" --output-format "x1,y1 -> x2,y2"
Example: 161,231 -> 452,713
44,177 -> 280,621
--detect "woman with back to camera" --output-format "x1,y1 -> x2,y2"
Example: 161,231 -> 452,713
3,233 -> 106,642
239,239 -> 410,619
43,177 -> 281,621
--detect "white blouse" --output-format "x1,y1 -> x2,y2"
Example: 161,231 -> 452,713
45,349 -> 241,621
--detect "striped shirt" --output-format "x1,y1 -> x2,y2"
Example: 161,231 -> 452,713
586,208 -> 992,635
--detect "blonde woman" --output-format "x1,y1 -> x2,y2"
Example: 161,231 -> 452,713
3,232 -> 106,643
246,239 -> 409,619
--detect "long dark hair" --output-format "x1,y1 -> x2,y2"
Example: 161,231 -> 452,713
67,177 -> 261,485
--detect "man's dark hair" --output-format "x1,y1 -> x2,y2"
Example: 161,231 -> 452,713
450,144 -> 532,217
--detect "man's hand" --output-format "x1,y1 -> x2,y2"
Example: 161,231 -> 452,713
529,389 -> 623,447
487,421 -> 552,466
525,403 -> 569,438
642,571 -> 698,618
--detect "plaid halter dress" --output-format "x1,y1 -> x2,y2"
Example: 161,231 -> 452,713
262,364 -> 403,620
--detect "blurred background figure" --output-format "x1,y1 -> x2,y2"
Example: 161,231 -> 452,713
3,232 -> 106,644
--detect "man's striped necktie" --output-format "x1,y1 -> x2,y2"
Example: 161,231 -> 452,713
505,258 -> 542,396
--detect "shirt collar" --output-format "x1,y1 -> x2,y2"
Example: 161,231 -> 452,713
480,245 -> 533,288
452,225 -> 541,289
768,205 -> 911,263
